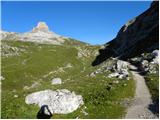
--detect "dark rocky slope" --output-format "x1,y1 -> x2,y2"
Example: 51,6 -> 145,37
92,1 -> 159,66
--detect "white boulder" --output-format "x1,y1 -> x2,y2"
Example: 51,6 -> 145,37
25,89 -> 84,114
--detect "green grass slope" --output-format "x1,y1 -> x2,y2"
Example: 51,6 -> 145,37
1,39 -> 134,118
145,73 -> 159,105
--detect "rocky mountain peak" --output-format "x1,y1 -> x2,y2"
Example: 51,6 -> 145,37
1,21 -> 65,45
32,21 -> 50,32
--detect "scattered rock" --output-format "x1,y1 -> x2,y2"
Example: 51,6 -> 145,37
1,43 -> 25,57
118,69 -> 129,79
81,108 -> 88,116
141,60 -> 149,72
65,63 -> 73,68
113,80 -> 119,84
152,50 -> 159,64
25,89 -> 84,114
89,72 -> 96,77
116,60 -> 129,71
108,73 -> 119,78
0,76 -> 5,80
51,78 -> 62,85
128,49 -> 159,74
23,81 -> 40,90
108,68 -> 129,80
76,116 -> 80,119
12,89 -> 16,93
123,83 -> 127,86
23,86 -> 30,90
14,95 -> 18,98
76,46 -> 92,58
152,50 -> 159,57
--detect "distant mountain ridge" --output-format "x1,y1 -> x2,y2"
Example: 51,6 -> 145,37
1,21 -> 66,45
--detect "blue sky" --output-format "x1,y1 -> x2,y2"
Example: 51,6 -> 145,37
2,1 -> 151,45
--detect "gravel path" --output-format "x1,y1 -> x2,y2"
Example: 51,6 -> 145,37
125,64 -> 158,119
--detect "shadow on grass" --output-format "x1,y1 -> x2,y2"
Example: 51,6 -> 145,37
37,105 -> 52,119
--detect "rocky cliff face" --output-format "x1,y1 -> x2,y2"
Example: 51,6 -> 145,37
92,1 -> 159,66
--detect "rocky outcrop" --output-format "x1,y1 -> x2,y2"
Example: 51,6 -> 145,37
25,89 -> 84,114
92,1 -> 159,66
90,59 -> 130,79
130,49 -> 159,74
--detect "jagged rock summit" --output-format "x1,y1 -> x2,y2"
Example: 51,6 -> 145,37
32,22 -> 50,32
1,21 -> 65,45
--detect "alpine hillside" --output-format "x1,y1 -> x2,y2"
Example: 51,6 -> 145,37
1,1 -> 159,119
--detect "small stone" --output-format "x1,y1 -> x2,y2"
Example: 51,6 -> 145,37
113,80 -> 119,84
51,78 -> 62,85
76,116 -> 79,119
127,77 -> 130,80
108,72 -> 119,78
123,83 -> 127,86
14,95 -> 18,98
90,72 -> 96,77
12,89 -> 16,93
23,86 -> 30,90
81,109 -> 88,116
0,76 -> 5,80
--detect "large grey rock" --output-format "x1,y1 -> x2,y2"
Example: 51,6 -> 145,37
25,89 -> 84,114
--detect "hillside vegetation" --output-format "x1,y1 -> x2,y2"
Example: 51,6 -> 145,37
1,39 -> 135,118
